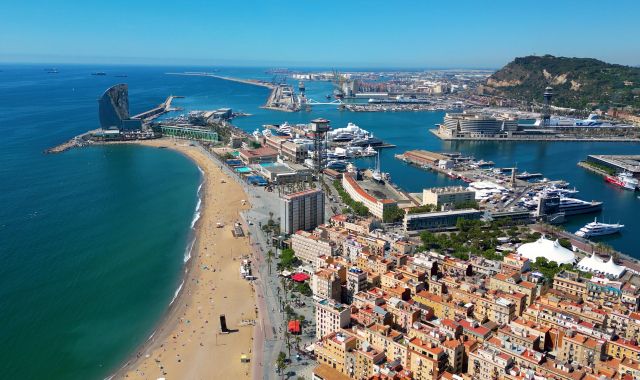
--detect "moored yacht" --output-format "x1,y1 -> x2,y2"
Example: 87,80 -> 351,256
576,218 -> 624,238
558,197 -> 603,216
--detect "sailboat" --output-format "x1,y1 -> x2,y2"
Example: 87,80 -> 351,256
372,151 -> 383,182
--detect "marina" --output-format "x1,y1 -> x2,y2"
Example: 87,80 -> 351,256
395,148 -> 607,224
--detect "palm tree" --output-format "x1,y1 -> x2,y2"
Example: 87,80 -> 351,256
276,351 -> 287,379
267,250 -> 274,274
285,331 -> 292,357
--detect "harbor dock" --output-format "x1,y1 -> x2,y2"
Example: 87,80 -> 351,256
580,155 -> 640,177
131,95 -> 183,122
261,83 -> 300,112
430,128 -> 640,142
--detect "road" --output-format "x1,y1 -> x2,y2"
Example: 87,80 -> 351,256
198,143 -> 322,378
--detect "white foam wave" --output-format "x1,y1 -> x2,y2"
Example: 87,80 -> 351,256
184,238 -> 195,263
170,280 -> 184,305
190,198 -> 202,229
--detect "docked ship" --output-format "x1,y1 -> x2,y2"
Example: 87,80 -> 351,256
328,122 -> 371,143
350,135 -> 383,147
576,218 -> 624,238
558,197 -> 603,216
368,96 -> 430,104
605,172 -> 638,191
332,132 -> 355,142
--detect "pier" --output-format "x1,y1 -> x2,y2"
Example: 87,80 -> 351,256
581,154 -> 640,177
166,72 -> 275,89
167,72 -> 303,112
131,95 -> 183,121
430,128 -> 640,142
262,84 -> 300,112
45,129 -> 100,154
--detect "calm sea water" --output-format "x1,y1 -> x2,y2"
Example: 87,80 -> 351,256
0,64 -> 638,379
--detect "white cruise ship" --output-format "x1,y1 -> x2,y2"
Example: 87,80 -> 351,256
576,218 -> 624,238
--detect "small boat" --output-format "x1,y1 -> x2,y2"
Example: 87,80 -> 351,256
575,218 -> 624,238
91,72 -> 106,76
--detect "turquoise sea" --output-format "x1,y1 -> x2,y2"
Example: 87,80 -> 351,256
0,64 -> 639,379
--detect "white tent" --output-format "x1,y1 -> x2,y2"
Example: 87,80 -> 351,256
576,254 -> 626,279
516,237 -> 576,265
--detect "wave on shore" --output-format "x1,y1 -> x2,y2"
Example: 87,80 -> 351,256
169,280 -> 184,306
185,172 -> 204,263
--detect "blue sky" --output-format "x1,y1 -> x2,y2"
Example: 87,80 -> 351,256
1,0 -> 639,68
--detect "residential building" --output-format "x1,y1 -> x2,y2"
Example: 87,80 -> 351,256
313,268 -> 342,302
280,188 -> 325,235
316,299 -> 351,339
292,230 -> 336,267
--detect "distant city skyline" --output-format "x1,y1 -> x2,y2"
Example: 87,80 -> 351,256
2,0 -> 639,68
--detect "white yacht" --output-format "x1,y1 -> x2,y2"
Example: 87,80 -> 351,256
276,122 -> 292,135
363,145 -> 377,156
576,218 -> 624,238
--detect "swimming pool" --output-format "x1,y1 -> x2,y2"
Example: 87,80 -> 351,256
235,167 -> 252,173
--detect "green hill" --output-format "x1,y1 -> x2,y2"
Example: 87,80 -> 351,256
483,55 -> 640,109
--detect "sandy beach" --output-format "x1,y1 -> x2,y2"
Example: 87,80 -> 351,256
112,138 -> 257,379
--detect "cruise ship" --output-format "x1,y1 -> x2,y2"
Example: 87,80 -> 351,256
605,172 -> 638,191
576,218 -> 624,238
558,197 -> 603,216
368,96 -> 430,104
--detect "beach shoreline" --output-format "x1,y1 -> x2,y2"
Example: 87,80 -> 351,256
108,138 -> 257,380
